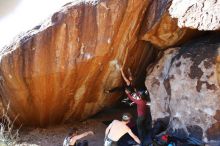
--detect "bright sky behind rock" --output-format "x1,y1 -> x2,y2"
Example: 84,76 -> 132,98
0,0 -> 76,49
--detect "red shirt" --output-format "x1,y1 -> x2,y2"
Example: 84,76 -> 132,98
126,92 -> 147,116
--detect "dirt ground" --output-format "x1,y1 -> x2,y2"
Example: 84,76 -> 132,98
16,105 -> 135,146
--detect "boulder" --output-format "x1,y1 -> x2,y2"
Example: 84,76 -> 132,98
169,0 -> 220,30
146,35 -> 220,144
139,0 -> 199,48
0,0 -> 155,126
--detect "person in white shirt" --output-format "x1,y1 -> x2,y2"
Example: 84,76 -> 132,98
63,128 -> 94,146
104,113 -> 141,146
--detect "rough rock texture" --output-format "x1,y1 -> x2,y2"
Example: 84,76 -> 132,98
0,0 -> 155,126
146,35 -> 220,144
169,0 -> 220,30
140,0 -> 199,48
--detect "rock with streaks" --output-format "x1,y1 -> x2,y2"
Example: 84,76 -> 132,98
0,0 -> 155,126
140,0 -> 199,48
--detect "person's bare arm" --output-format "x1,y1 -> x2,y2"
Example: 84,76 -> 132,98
74,131 -> 94,140
120,68 -> 130,86
127,129 -> 141,144
125,89 -> 142,104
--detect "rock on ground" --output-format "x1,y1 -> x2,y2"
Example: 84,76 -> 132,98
146,34 -> 220,144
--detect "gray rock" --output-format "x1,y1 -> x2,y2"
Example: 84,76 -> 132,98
146,35 -> 220,144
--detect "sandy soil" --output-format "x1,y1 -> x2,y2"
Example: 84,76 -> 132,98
15,105 -> 136,146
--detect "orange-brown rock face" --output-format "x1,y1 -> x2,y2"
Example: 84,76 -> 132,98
0,0 -> 155,126
140,0 -> 199,48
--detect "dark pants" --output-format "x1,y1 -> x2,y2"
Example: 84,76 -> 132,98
137,116 -> 147,145
137,114 -> 152,146
110,142 -> 118,146
75,140 -> 88,146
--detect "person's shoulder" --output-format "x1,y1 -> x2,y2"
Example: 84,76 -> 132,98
124,124 -> 132,132
114,119 -> 120,122
112,119 -> 119,123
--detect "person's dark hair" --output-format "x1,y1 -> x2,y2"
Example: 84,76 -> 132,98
140,90 -> 150,102
68,128 -> 78,137
122,113 -> 132,122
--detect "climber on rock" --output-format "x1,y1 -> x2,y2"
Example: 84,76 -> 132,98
104,67 -> 137,107
104,66 -> 152,145
120,67 -> 136,91
104,113 -> 141,146
63,128 -> 94,146
119,67 -> 152,145
120,67 -> 151,103
104,67 -> 136,94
